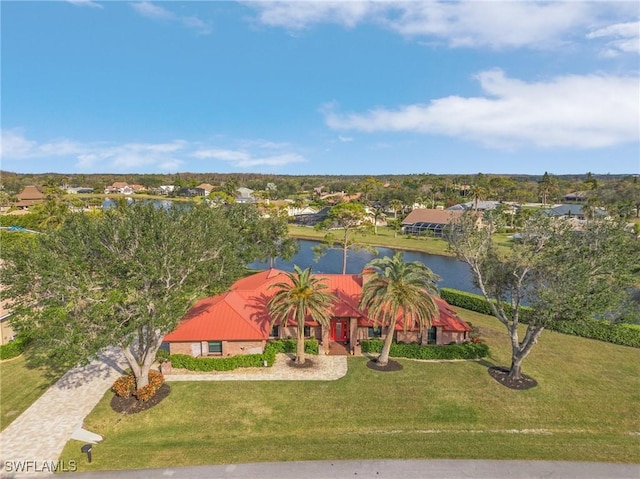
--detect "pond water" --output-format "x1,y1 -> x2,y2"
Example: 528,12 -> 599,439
250,239 -> 480,294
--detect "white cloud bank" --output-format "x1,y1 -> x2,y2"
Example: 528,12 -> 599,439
130,1 -> 211,35
0,131 -> 306,172
247,1 -> 639,52
324,70 -> 640,149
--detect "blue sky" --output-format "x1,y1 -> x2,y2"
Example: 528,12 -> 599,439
1,1 -> 639,175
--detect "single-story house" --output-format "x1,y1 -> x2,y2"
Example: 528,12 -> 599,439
15,185 -> 45,209
401,208 -> 480,237
236,187 -> 256,204
163,268 -> 472,357
197,183 -> 215,196
543,204 -> 608,221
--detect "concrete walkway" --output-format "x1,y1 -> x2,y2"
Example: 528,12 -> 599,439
0,347 -> 128,477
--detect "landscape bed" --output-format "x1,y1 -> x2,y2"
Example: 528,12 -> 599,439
57,309 -> 640,471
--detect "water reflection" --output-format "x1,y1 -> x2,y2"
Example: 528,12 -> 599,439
250,239 -> 480,294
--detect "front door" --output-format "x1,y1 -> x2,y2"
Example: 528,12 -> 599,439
330,319 -> 349,342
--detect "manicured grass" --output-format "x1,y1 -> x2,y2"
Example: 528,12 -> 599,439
288,225 -> 456,256
59,310 -> 640,472
0,355 -> 57,431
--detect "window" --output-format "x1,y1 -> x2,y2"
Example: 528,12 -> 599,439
270,325 -> 279,338
208,341 -> 222,355
304,325 -> 311,337
427,326 -> 437,345
368,326 -> 382,338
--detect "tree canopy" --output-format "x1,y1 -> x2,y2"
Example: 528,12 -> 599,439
0,202 -> 291,390
447,211 -> 640,382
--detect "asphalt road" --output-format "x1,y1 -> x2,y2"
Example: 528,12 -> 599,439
9,460 -> 638,479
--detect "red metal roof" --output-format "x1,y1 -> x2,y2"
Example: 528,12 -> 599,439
165,269 -> 471,342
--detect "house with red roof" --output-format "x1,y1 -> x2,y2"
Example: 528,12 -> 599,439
163,268 -> 472,358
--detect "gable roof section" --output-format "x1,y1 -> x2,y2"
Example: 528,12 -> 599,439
402,208 -> 465,225
164,291 -> 268,342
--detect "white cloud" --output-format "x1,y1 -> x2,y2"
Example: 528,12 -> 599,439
1,131 -> 306,172
587,21 -> 640,56
247,1 -> 637,50
130,1 -> 211,34
325,70 -> 640,149
192,147 -> 306,168
66,0 -> 103,9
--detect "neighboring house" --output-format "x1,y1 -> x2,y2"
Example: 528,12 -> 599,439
291,206 -> 331,226
448,200 -> 504,212
104,182 -> 134,195
157,185 -> 175,195
163,268 -> 471,358
543,204 -> 608,221
175,187 -> 205,198
197,183 -> 215,196
563,191 -> 588,202
130,184 -> 146,193
236,187 -> 256,203
401,208 -> 478,237
64,186 -> 94,194
15,186 -> 45,209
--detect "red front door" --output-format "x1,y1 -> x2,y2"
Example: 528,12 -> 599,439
330,319 -> 349,342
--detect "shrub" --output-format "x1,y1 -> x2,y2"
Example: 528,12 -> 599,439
112,370 -> 165,401
440,288 -> 640,348
0,335 -> 31,360
155,349 -> 170,363
360,340 -> 489,360
134,370 -> 165,401
169,339 -> 319,372
112,374 -> 135,397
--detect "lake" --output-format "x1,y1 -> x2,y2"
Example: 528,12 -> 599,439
250,239 -> 480,294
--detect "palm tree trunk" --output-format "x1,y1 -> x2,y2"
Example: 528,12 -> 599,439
296,319 -> 306,365
377,320 -> 396,366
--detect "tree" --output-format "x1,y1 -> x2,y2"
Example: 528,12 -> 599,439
320,202 -> 369,274
268,266 -> 336,365
389,199 -> 403,220
30,198 -> 70,230
359,252 -> 440,367
447,212 -> 640,382
0,202 -> 289,392
370,204 -> 386,235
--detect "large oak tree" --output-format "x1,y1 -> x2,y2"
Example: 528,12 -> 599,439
1,202 -> 290,390
447,212 -> 639,381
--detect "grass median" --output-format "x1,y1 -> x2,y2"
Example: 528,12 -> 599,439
59,309 -> 640,471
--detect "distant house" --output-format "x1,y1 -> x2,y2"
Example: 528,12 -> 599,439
104,182 -> 134,195
15,186 -> 45,209
563,191 -> 588,202
291,206 -> 331,226
196,183 -> 215,196
163,268 -> 471,357
543,204 -> 608,221
447,200 -> 511,212
157,185 -> 175,195
176,187 -> 205,198
401,208 -> 478,237
236,187 -> 256,204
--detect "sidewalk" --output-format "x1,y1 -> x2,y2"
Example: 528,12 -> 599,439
0,347 -> 128,477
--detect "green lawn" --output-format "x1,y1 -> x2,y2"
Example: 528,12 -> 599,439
0,355 -> 57,431
59,310 -> 640,472
288,225 -> 457,256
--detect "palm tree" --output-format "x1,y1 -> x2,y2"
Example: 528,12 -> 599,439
268,266 -> 336,365
360,253 -> 440,367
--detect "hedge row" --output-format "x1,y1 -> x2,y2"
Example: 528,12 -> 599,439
440,288 -> 640,348
360,339 -> 489,360
169,339 -> 319,372
0,336 -> 29,360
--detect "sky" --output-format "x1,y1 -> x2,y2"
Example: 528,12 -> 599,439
1,1 -> 639,176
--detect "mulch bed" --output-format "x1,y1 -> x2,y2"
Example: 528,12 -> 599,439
287,358 -> 316,369
366,359 -> 403,372
488,366 -> 538,390
110,383 -> 171,414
